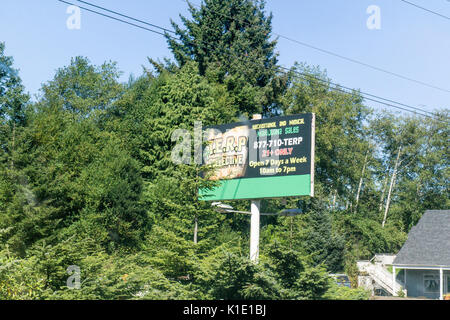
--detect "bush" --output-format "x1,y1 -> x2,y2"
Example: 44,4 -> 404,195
323,282 -> 371,300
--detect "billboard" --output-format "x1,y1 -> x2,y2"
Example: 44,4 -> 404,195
199,113 -> 315,200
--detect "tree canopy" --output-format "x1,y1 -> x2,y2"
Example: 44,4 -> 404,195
0,0 -> 448,300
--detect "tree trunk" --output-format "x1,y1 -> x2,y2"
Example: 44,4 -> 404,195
193,216 -> 198,244
382,147 -> 402,228
332,189 -> 337,210
289,216 -> 293,249
355,152 -> 369,212
10,122 -> 16,170
379,172 -> 389,212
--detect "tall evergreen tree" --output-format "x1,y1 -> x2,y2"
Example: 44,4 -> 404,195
167,0 -> 285,116
0,57 -> 147,254
108,62 -> 237,245
0,42 -> 30,255
0,42 -> 29,168
0,42 -> 28,127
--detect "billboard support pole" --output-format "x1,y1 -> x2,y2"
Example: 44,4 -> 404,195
250,114 -> 262,263
250,200 -> 261,263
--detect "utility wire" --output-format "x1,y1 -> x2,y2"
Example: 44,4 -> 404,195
182,0 -> 450,94
180,0 -> 448,120
76,0 -> 177,34
77,0 -> 450,100
275,34 -> 450,94
69,0 -> 446,122
399,0 -> 450,21
278,66 -> 446,119
283,67 -> 441,120
57,0 -> 168,37
56,0 -> 448,123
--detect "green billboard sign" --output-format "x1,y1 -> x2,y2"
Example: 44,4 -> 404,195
199,113 -> 315,200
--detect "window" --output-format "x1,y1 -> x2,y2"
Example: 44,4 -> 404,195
424,274 -> 439,293
447,275 -> 450,294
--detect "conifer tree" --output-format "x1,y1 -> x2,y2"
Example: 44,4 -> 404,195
167,0 -> 285,116
0,42 -> 30,255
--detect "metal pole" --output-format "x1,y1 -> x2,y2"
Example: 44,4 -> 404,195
440,268 -> 444,300
250,200 -> 261,263
250,114 -> 262,263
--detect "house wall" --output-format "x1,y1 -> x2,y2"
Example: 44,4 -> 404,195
401,269 -> 450,299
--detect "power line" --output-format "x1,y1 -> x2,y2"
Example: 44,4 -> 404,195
57,0 -> 168,37
182,0 -> 450,94
275,34 -> 450,94
179,0 -> 448,120
76,0 -> 177,34
278,66 -> 441,118
77,0 -> 450,97
281,67 -> 442,121
63,0 -> 446,122
399,0 -> 450,21
56,0 -> 448,123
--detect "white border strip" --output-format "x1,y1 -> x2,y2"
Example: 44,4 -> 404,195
310,113 -> 316,197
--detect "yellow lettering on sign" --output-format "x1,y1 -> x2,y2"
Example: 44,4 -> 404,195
289,118 -> 305,125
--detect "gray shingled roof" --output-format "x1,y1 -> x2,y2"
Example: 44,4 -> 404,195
393,210 -> 450,267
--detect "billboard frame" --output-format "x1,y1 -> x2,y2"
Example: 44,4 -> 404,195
199,113 -> 316,201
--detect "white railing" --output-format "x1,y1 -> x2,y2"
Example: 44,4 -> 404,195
357,261 -> 406,296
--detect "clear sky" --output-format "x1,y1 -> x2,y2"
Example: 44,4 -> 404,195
1,0 -> 449,115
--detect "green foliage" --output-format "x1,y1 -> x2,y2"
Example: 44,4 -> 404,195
0,42 -> 29,127
109,62 -> 236,180
204,252 -> 282,300
0,1 -> 447,301
143,223 -> 199,280
294,266 -> 330,300
302,206 -> 345,273
282,63 -> 371,200
323,282 -> 370,300
335,213 -> 407,260
397,288 -> 405,298
263,242 -> 304,289
0,57 -> 145,255
0,249 -> 46,300
167,0 -> 286,116
40,56 -> 124,116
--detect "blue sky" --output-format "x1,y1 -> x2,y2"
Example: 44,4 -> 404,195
1,0 -> 449,115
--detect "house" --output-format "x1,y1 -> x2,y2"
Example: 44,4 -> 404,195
392,210 -> 450,300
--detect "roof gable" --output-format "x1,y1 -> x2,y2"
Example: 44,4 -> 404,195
393,210 -> 450,267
